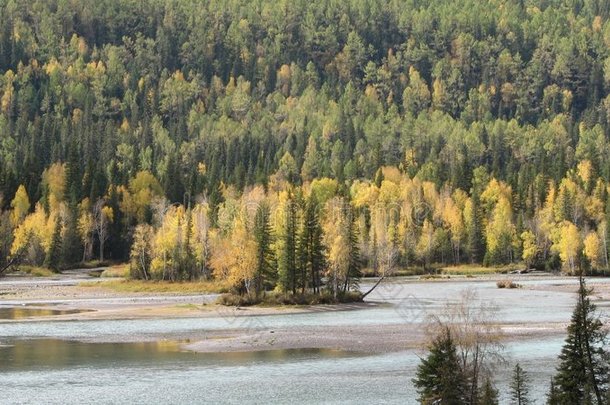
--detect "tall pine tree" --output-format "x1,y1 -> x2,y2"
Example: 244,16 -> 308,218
510,363 -> 531,405
278,192 -> 299,294
254,202 -> 275,295
553,277 -> 608,404
413,327 -> 468,405
298,195 -> 325,294
45,218 -> 62,271
479,377 -> 499,405
344,204 -> 362,293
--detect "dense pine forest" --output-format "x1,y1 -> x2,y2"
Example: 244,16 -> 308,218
2,0 -> 610,293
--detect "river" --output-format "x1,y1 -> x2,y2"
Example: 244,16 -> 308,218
1,276 -> 608,404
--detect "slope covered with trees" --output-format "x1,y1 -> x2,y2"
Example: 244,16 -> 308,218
3,0 -> 610,287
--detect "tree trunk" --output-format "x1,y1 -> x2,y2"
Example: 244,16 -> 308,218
361,276 -> 385,299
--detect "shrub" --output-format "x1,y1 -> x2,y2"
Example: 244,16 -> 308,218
496,279 -> 520,289
216,290 -> 364,306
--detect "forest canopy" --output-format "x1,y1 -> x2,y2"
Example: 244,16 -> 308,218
2,0 -> 610,286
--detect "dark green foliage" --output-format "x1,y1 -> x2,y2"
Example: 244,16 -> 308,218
61,207 -> 82,265
553,277 -> 609,404
510,363 -> 531,405
345,204 -> 362,292
298,196 -> 325,294
44,219 -> 62,271
413,327 -> 468,405
478,377 -> 499,405
374,168 -> 384,188
278,193 -> 299,294
0,206 -> 16,274
181,209 -> 197,280
546,378 -> 561,405
254,203 -> 275,294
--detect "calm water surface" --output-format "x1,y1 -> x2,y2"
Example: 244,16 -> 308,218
0,307 -> 91,320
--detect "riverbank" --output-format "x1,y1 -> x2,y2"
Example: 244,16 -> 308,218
1,271 -> 602,354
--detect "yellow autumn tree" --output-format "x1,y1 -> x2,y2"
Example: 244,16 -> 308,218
441,196 -> 464,263
11,204 -> 55,264
308,177 -> 338,205
417,219 -> 436,270
77,198 -> 94,262
227,217 -> 257,293
41,163 -> 66,213
93,199 -> 114,263
129,223 -> 154,280
323,198 -> 350,296
190,202 -> 211,278
119,170 -> 163,223
150,205 -> 185,280
10,184 -> 30,226
552,221 -> 582,274
521,230 -> 538,269
485,196 -> 518,264
583,231 -> 603,271
209,216 -> 256,294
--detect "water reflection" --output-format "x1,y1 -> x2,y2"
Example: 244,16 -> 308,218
0,338 -> 358,371
0,307 -> 92,320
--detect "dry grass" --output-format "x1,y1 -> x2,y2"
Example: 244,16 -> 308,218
496,279 -> 521,289
217,291 -> 364,306
100,264 -> 130,278
17,265 -> 55,277
88,279 -> 230,294
441,264 -> 521,275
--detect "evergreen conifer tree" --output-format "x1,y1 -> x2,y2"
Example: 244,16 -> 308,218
345,204 -> 362,293
553,277 -> 608,404
510,363 -> 531,405
546,378 -> 561,405
254,202 -> 275,295
479,377 -> 499,405
278,193 -> 298,294
413,327 -> 468,405
374,167 -> 384,188
183,208 -> 196,280
298,195 -> 325,294
45,218 -> 62,271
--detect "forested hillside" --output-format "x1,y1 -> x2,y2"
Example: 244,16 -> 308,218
2,0 -> 610,288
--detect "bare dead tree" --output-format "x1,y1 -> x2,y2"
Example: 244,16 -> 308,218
93,199 -> 112,262
426,289 -> 506,403
362,240 -> 398,298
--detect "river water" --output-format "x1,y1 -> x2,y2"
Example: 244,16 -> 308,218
1,276 -> 608,404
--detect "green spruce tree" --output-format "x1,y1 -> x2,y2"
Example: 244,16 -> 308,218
374,167 -> 384,188
278,193 -> 299,295
479,377 -> 499,405
553,277 -> 608,404
413,327 -> 468,405
344,204 -> 362,293
183,208 -> 197,280
298,195 -> 325,294
546,378 -> 561,405
45,219 -> 63,271
510,363 -> 531,405
254,202 -> 275,295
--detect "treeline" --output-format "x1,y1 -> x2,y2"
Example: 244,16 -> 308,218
414,278 -> 609,404
3,0 -> 610,276
2,164 -> 610,288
